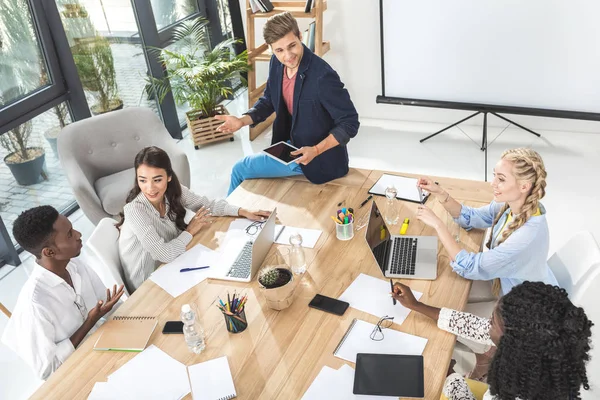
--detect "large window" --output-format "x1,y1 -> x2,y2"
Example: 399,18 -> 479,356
0,0 -> 245,267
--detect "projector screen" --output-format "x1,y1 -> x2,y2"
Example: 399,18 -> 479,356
378,0 -> 600,120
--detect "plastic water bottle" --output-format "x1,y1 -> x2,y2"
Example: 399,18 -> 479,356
384,186 -> 400,225
289,232 -> 307,274
181,304 -> 205,354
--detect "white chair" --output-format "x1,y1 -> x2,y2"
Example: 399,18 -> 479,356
87,218 -> 130,297
572,266 -> 600,399
547,231 -> 600,297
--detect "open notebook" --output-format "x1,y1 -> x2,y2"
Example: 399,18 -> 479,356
93,316 -> 157,352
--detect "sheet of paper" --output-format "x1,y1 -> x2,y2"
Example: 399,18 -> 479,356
334,319 -> 428,364
107,345 -> 190,400
302,364 -> 397,400
188,356 -> 236,400
338,273 -> 422,325
227,219 -> 322,248
370,174 -> 426,203
149,244 -> 218,297
88,382 -> 120,400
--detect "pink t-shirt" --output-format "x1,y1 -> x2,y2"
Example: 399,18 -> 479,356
282,67 -> 296,115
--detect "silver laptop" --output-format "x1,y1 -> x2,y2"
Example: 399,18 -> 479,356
210,208 -> 277,283
364,202 -> 438,280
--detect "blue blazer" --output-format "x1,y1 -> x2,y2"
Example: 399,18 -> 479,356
246,45 -> 360,184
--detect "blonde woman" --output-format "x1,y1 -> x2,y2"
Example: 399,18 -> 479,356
416,148 -> 557,296
416,148 -> 558,380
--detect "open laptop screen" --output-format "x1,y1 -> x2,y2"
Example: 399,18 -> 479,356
364,202 -> 392,271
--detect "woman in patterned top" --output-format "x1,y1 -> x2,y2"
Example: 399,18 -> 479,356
116,146 -> 270,292
392,281 -> 593,400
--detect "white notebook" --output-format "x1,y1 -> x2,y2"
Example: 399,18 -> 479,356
333,319 -> 428,363
369,173 -> 429,203
188,356 -> 237,400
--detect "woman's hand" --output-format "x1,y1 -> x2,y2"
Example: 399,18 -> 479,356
416,205 -> 443,230
186,206 -> 212,236
239,209 -> 271,221
417,177 -> 444,198
391,282 -> 420,310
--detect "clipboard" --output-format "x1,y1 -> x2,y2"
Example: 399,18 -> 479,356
368,174 -> 429,204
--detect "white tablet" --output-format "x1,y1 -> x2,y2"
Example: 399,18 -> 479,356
262,141 -> 301,165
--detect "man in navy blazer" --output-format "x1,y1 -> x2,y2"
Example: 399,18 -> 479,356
216,12 -> 360,195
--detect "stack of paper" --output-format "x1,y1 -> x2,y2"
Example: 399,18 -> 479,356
149,244 -> 218,297
188,356 -> 237,400
334,319 -> 428,363
302,364 -> 396,400
338,273 -> 423,325
88,345 -> 190,399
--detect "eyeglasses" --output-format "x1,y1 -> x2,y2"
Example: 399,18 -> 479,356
73,294 -> 88,320
245,221 -> 265,236
370,315 -> 394,341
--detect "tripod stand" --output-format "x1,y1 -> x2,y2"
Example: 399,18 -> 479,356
420,111 -> 542,180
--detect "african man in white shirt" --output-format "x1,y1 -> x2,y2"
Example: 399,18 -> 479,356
1,206 -> 124,380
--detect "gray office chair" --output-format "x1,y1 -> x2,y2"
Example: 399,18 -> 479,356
58,107 -> 190,225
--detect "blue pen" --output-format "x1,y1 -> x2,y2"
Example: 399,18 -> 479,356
179,266 -> 210,273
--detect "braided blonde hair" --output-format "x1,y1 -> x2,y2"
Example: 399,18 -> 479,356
486,148 -> 547,296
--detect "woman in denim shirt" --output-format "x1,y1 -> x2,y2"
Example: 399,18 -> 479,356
416,148 -> 558,297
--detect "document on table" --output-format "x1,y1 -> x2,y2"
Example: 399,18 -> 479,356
369,173 -> 428,203
333,319 -> 428,363
188,356 -> 237,400
89,345 -> 190,400
149,244 -> 218,298
338,273 -> 423,325
227,219 -> 322,248
302,364 -> 397,400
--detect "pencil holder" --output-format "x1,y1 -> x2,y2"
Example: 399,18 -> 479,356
336,221 -> 354,241
223,308 -> 247,334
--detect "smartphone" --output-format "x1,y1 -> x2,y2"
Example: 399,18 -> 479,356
162,321 -> 184,334
308,294 -> 349,316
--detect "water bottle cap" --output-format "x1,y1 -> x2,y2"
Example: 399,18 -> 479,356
181,304 -> 191,313
289,232 -> 303,245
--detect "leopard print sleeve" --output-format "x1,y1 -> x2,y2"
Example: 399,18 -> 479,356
443,373 -> 477,400
438,308 -> 494,345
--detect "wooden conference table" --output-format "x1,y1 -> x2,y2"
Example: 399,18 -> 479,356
32,168 -> 493,400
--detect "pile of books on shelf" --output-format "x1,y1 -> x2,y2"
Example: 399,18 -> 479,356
249,0 -> 274,13
302,22 -> 316,52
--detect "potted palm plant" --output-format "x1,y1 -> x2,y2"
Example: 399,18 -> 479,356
72,36 -> 123,115
147,18 -> 250,148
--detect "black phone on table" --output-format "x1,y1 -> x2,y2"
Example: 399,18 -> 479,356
308,294 -> 349,316
162,321 -> 184,334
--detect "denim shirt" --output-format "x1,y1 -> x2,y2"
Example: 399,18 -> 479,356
452,201 -> 558,295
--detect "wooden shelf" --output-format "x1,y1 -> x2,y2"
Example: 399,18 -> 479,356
248,1 -> 327,19
252,41 -> 330,62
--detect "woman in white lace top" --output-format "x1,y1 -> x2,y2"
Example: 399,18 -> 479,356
392,281 -> 593,400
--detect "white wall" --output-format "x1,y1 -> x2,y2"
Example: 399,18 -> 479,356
240,0 -> 600,134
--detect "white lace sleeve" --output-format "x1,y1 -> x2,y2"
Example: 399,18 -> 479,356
438,308 -> 494,345
443,373 -> 477,400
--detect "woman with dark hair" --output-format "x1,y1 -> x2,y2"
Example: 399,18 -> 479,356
117,146 -> 269,292
391,281 -> 593,400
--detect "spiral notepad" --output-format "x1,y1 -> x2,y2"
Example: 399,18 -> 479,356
93,316 -> 157,352
188,356 -> 237,400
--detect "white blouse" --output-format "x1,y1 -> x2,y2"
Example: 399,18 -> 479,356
1,259 -> 114,380
118,185 -> 240,292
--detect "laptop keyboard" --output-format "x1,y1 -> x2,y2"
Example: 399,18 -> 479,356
227,241 -> 253,279
389,237 -> 418,275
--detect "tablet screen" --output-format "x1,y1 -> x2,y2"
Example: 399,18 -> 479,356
263,142 -> 301,164
354,353 -> 424,398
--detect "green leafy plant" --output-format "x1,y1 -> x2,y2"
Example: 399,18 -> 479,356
72,36 -> 121,113
147,18 -> 250,118
0,87 -> 40,163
